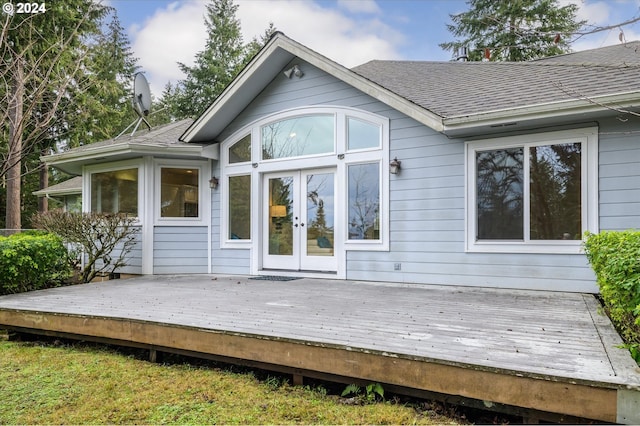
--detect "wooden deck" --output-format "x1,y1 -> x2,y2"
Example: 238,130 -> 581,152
0,275 -> 639,423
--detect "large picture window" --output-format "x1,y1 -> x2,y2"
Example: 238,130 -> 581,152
467,128 -> 598,253
90,168 -> 138,215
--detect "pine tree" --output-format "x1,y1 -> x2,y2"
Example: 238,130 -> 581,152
1,1 -> 108,229
163,0 -> 275,119
439,0 -> 585,61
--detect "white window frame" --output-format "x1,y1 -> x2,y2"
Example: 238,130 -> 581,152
465,127 -> 598,254
83,159 -> 143,220
154,159 -> 210,226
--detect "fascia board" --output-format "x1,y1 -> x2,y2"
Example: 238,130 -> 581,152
443,91 -> 640,133
180,34 -> 446,143
43,143 -> 203,166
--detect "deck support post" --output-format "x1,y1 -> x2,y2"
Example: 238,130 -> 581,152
149,348 -> 159,363
292,374 -> 304,386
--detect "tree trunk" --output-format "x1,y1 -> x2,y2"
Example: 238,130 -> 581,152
6,58 -> 24,231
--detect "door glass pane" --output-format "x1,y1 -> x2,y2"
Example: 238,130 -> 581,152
262,115 -> 334,159
476,148 -> 524,240
268,176 -> 294,255
229,175 -> 251,239
347,117 -> 380,150
229,134 -> 251,163
348,163 -> 380,240
530,143 -> 581,240
306,173 -> 334,257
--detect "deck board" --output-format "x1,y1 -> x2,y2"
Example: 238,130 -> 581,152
0,275 -> 639,422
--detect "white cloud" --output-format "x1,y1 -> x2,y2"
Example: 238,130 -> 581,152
130,1 -> 207,94
236,0 -> 402,67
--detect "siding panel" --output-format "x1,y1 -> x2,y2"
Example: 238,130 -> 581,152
154,226 -> 208,274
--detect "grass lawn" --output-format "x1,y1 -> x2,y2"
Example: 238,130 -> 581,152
0,330 -> 459,424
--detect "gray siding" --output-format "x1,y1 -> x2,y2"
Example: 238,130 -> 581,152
212,60 -> 640,293
598,116 -> 640,231
154,226 -> 208,274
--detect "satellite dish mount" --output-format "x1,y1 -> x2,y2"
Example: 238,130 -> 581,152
115,72 -> 153,139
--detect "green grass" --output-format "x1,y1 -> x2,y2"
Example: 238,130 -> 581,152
0,331 -> 458,424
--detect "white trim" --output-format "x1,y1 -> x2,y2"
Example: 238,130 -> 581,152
219,106 -> 389,278
465,127 -> 599,254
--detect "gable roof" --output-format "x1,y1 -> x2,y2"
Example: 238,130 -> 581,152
44,119 -> 202,175
182,35 -> 640,141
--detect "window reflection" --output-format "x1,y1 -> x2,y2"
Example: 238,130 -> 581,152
91,168 -> 138,215
348,163 -> 380,240
306,173 -> 334,256
530,143 -> 581,240
476,148 -> 524,240
229,175 -> 251,239
262,115 -> 334,160
347,117 -> 380,150
160,168 -> 199,218
229,134 -> 251,164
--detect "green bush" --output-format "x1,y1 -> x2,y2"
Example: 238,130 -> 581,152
0,232 -> 71,295
584,231 -> 640,362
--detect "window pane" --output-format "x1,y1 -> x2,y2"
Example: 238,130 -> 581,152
476,148 -> 523,240
160,168 -> 199,218
348,163 -> 380,240
262,115 -> 334,159
306,173 -> 334,256
229,134 -> 251,164
91,168 -> 138,215
348,117 -> 380,150
229,175 -> 251,240
530,143 -> 581,240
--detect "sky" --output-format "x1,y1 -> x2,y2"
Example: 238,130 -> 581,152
106,0 -> 640,97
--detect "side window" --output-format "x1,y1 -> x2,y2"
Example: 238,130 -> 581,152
90,168 -> 138,215
347,162 -> 380,241
160,168 -> 199,218
228,175 -> 251,240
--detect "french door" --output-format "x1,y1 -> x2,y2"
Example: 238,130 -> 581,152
263,168 -> 336,272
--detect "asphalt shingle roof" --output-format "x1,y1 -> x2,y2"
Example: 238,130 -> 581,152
68,118 -> 195,154
352,41 -> 640,119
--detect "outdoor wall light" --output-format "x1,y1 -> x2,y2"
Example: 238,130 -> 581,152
283,64 -> 303,79
389,157 -> 401,175
209,176 -> 219,189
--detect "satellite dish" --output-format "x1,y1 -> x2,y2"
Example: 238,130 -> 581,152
132,72 -> 152,117
115,72 -> 152,139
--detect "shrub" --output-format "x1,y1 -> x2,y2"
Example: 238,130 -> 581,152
0,232 -> 71,295
32,211 -> 139,283
584,231 -> 640,362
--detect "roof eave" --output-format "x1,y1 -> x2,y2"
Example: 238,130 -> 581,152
442,91 -> 640,135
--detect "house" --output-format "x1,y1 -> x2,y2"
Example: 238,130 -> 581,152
33,176 -> 83,212
42,33 -> 640,292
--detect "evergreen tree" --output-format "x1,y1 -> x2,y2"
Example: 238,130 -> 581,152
163,0 -> 275,119
440,0 -> 585,61
1,1 -> 108,229
67,10 -> 140,147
